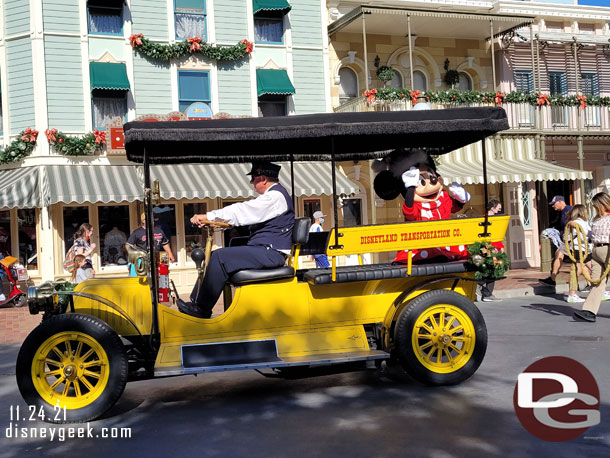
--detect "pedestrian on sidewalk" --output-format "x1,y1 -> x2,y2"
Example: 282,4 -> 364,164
479,199 -> 504,302
564,205 -> 592,303
574,192 -> 610,322
309,211 -> 330,268
540,195 -> 572,288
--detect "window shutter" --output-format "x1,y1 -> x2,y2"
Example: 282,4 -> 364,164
178,71 -> 210,101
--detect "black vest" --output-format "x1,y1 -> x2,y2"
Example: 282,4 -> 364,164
248,183 -> 294,250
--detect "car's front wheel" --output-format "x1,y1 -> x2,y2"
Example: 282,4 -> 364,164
16,313 -> 128,423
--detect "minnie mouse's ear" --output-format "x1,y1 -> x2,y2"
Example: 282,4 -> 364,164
374,170 -> 403,201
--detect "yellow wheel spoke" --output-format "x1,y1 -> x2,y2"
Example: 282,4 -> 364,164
443,348 -> 453,362
445,316 -> 456,329
65,340 -> 73,357
83,370 -> 101,379
419,323 -> 434,334
52,346 -> 65,360
419,341 -> 434,351
439,311 -> 446,328
49,377 -> 64,391
436,348 -> 442,364
416,333 -> 433,340
44,358 -> 62,367
80,376 -> 94,392
449,325 -> 464,335
45,369 -> 63,377
62,379 -> 72,397
429,314 -> 438,329
81,348 -> 95,361
74,341 -> 84,359
83,359 -> 101,368
448,343 -> 462,353
451,337 -> 466,342
73,379 -> 82,397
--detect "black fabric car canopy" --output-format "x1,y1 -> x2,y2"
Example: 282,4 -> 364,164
124,107 -> 509,164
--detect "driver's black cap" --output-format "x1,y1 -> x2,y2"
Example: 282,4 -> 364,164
246,161 -> 281,180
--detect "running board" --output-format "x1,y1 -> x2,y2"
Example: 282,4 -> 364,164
155,350 -> 390,377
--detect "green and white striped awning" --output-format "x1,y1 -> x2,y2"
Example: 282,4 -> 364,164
0,167 -> 46,209
438,137 -> 592,185
152,162 -> 360,200
45,165 -> 142,204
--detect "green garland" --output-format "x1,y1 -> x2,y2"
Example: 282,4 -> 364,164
46,128 -> 106,157
376,66 -> 395,82
467,241 -> 510,280
130,33 -> 253,62
373,88 -> 610,107
0,128 -> 38,165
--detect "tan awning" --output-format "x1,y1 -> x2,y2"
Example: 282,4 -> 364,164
328,6 -> 534,39
152,162 -> 360,200
438,138 -> 592,185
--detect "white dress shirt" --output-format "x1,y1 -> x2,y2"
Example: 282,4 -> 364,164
206,183 -> 288,227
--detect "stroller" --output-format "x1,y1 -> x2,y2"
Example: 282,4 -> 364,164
0,255 -> 28,308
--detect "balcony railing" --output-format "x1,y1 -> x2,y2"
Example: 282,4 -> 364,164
335,96 -> 610,133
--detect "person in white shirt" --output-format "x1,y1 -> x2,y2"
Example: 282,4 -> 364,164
178,161 -> 294,319
309,211 -> 330,268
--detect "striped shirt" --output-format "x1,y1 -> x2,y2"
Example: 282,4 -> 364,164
590,215 -> 610,245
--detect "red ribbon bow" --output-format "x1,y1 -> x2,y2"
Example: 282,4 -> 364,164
241,39 -> 253,54
364,88 -> 377,105
536,93 -> 550,106
129,33 -> 143,48
187,36 -> 202,52
577,95 -> 587,110
93,129 -> 106,145
45,128 -> 57,143
494,92 -> 505,105
21,127 -> 38,143
409,90 -> 421,105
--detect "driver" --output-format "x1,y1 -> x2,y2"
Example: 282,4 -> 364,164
178,161 -> 294,318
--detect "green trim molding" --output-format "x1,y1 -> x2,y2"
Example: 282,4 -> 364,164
256,69 -> 295,96
252,0 -> 291,15
90,62 -> 130,91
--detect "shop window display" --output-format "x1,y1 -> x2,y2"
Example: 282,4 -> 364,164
184,202 -> 208,262
98,205 -> 130,266
17,209 -> 37,269
63,207 -> 90,249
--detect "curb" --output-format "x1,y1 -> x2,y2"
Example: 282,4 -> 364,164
494,284 -> 569,299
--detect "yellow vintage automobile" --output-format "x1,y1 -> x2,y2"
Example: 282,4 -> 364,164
17,108 -> 510,423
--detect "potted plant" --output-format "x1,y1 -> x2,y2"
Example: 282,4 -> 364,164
376,66 -> 396,83
444,69 -> 460,88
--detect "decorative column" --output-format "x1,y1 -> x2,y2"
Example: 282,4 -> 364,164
362,14 -> 369,91
577,135 -> 585,204
407,14 -> 414,89
490,20 -> 496,91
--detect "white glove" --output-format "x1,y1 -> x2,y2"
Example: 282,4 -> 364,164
448,181 -> 470,203
401,167 -> 420,189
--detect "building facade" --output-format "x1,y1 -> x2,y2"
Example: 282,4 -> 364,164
0,0 -> 363,289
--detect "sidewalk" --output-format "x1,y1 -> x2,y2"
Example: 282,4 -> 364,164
0,265 -> 575,345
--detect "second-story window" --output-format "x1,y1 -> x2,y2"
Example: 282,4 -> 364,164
92,91 -> 127,130
254,11 -> 284,44
87,0 -> 123,36
338,67 -> 358,105
175,0 -> 206,40
258,95 -> 286,117
549,71 -> 567,96
514,70 -> 533,92
178,70 -> 210,112
581,73 -> 599,96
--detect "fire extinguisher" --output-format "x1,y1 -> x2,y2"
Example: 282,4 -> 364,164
158,255 -> 170,303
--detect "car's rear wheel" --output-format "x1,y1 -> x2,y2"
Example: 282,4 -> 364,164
394,289 -> 487,385
16,314 -> 128,423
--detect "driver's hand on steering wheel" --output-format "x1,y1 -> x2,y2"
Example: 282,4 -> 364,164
190,214 -> 210,227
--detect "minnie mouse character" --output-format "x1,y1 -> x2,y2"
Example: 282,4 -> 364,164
373,149 -> 470,263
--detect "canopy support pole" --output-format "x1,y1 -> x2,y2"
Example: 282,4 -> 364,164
530,24 -> 537,92
480,139 -> 491,238
290,155 -> 296,214
143,149 -> 159,342
330,137 -> 342,250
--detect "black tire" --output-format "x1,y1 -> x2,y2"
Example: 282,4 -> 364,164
394,289 -> 487,386
16,314 -> 128,423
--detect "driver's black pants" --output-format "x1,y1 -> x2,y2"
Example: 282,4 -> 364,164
191,245 -> 287,314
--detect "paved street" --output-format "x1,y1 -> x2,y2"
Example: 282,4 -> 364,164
0,294 -> 609,458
